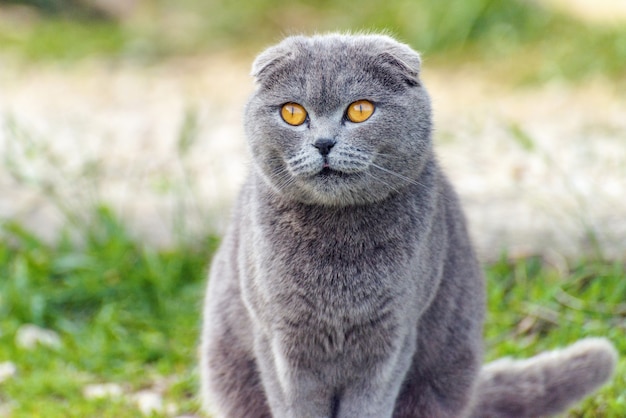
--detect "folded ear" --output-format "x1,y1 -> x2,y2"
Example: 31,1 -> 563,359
251,45 -> 288,80
375,38 -> 422,87
252,34 -> 422,87
251,36 -> 303,82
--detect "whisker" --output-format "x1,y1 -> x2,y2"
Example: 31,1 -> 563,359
364,170 -> 403,196
273,171 -> 296,193
370,163 -> 427,188
262,158 -> 298,196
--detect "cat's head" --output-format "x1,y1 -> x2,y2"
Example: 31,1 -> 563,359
244,33 -> 433,206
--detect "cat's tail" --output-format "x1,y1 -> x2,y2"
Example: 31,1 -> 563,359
469,338 -> 618,418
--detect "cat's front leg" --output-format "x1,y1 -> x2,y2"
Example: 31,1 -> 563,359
254,334 -> 336,418
335,333 -> 416,418
335,379 -> 401,418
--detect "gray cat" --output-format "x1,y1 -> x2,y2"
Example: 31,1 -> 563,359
200,34 -> 617,418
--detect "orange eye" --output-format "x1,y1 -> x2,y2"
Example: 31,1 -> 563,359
280,103 -> 307,126
346,100 -> 375,123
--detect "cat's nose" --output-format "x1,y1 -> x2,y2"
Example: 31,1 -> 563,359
313,138 -> 336,156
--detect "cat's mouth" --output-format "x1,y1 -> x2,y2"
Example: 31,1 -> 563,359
317,167 -> 348,178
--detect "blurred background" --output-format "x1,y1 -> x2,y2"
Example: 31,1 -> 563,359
0,1 -> 625,416
1,0 -> 625,258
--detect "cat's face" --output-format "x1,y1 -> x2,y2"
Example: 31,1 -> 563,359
245,34 -> 433,206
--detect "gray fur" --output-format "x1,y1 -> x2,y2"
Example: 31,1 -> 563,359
200,34 -> 617,418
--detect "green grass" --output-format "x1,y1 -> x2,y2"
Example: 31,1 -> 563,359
0,208 -> 624,416
0,207 -> 219,417
0,19 -> 129,61
1,0 -> 625,83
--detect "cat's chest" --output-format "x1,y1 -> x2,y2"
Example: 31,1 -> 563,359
242,196 -> 428,365
252,201 -> 420,322
260,202 -> 415,285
